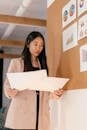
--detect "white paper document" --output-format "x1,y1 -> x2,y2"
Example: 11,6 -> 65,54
78,15 -> 87,40
47,0 -> 55,8
80,44 -> 87,72
62,0 -> 76,28
78,0 -> 87,16
63,22 -> 78,52
7,70 -> 69,92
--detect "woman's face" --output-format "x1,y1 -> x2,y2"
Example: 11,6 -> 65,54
28,37 -> 44,57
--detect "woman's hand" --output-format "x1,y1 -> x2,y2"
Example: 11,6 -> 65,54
7,88 -> 19,98
51,89 -> 64,99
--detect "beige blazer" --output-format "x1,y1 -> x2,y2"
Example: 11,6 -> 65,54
4,57 -> 50,130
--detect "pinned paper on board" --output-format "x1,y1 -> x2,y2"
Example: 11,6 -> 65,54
62,0 -> 76,28
63,22 -> 78,52
78,0 -> 87,16
47,0 -> 55,8
80,44 -> 87,72
7,70 -> 69,92
78,15 -> 87,40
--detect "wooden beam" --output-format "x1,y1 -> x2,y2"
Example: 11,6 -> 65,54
0,39 -> 24,47
0,14 -> 46,27
0,53 -> 21,58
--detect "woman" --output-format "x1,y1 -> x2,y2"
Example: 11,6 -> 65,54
4,31 -> 63,130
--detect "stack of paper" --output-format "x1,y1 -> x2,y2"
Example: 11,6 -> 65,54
7,69 -> 69,92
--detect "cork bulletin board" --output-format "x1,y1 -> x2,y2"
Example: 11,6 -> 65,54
47,0 -> 87,90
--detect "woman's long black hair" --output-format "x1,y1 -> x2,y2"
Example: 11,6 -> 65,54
22,31 -> 48,73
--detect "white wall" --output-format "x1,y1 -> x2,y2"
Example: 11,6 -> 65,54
50,89 -> 87,130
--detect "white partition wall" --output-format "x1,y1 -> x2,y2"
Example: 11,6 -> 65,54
50,89 -> 87,130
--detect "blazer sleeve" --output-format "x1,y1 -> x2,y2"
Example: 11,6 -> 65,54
4,59 -> 16,99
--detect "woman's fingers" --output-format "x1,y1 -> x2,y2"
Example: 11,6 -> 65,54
54,89 -> 64,97
8,88 -> 19,98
